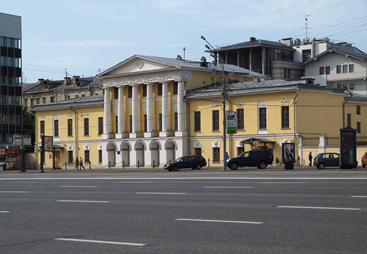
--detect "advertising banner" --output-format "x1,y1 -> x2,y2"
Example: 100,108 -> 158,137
340,127 -> 357,169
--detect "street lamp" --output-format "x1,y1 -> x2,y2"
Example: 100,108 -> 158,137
201,35 -> 227,171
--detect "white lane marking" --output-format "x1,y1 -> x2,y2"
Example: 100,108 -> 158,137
60,186 -> 96,188
204,186 -> 254,189
118,181 -> 153,184
351,196 -> 367,198
56,200 -> 109,203
176,218 -> 263,225
0,211 -> 10,213
2,177 -> 367,180
258,182 -> 306,184
136,192 -> 186,195
54,238 -> 145,247
277,206 -> 361,211
0,191 -> 29,193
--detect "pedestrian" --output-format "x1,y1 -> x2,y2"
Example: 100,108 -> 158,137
79,157 -> 85,170
225,152 -> 229,161
75,157 -> 79,170
309,152 -> 313,167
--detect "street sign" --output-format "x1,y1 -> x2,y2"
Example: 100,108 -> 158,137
226,111 -> 237,134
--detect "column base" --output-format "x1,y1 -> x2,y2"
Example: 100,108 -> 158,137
159,131 -> 173,137
144,132 -> 158,138
129,132 -> 143,138
116,133 -> 129,139
175,131 -> 187,137
102,133 -> 115,140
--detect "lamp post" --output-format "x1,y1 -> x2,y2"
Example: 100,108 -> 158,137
201,35 -> 227,171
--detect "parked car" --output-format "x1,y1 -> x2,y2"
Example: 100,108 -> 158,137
313,153 -> 340,169
164,155 -> 207,171
226,150 -> 273,170
362,152 -> 367,167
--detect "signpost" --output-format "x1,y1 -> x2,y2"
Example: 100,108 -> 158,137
226,111 -> 237,134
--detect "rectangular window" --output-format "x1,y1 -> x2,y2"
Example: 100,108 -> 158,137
98,117 -> 103,135
194,111 -> 201,132
237,146 -> 244,156
302,49 -> 311,63
349,84 -> 355,90
67,119 -> 72,137
30,98 -> 34,106
158,83 -> 162,96
194,148 -> 201,156
259,108 -> 267,129
24,99 -> 28,107
144,114 -> 147,132
158,113 -> 162,131
36,98 -> 40,104
68,151 -> 73,164
325,66 -> 330,75
213,148 -> 220,163
281,106 -> 289,129
142,85 -> 147,97
174,112 -> 178,131
237,109 -> 244,130
347,113 -> 351,127
84,118 -> 89,136
349,64 -> 354,73
84,150 -> 90,164
129,115 -> 132,132
128,86 -> 132,98
115,116 -> 118,133
173,82 -> 178,95
114,87 -> 118,99
319,67 -> 324,75
42,97 -> 46,104
357,105 -> 361,115
336,65 -> 341,74
98,150 -> 102,163
343,64 -> 348,73
212,110 -> 219,131
54,119 -> 59,137
40,120 -> 45,137
50,97 -> 54,103
357,122 -> 361,133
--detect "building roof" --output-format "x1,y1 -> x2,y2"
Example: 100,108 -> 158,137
185,79 -> 346,99
31,95 -> 103,111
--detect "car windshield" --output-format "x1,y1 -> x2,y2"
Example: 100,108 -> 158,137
175,157 -> 183,162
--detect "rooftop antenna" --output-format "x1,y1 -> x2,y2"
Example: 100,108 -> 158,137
183,47 -> 186,60
65,68 -> 68,77
305,15 -> 311,38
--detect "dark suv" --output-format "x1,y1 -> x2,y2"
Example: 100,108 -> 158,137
313,153 -> 340,169
164,156 -> 207,171
227,150 -> 273,170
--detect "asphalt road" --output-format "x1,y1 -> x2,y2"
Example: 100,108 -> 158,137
1,171 -> 367,253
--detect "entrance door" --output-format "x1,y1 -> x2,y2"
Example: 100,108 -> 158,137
54,151 -> 61,168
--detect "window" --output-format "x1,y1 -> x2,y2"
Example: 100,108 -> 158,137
194,148 -> 201,156
144,114 -> 147,132
66,94 -> 70,100
237,109 -> 244,130
194,111 -> 201,132
173,82 -> 178,95
30,98 -> 34,106
68,151 -> 73,164
115,116 -> 118,133
36,98 -> 40,104
281,106 -> 289,129
325,66 -> 330,75
349,64 -> 354,73
42,97 -> 46,104
40,120 -> 45,137
67,119 -> 72,137
174,112 -> 178,131
129,115 -> 132,132
237,146 -> 244,156
50,96 -> 54,103
142,85 -> 147,97
357,105 -> 361,115
84,118 -> 89,136
24,99 -> 28,107
213,148 -> 220,162
114,87 -> 118,99
98,150 -> 102,163
259,108 -> 267,129
349,84 -> 354,90
158,113 -> 162,131
212,110 -> 219,131
357,122 -> 361,133
343,65 -> 348,73
347,113 -> 351,127
54,119 -> 59,137
98,117 -> 103,135
158,83 -> 162,96
84,150 -> 90,164
302,49 -> 311,63
128,86 -> 132,98
336,65 -> 341,74
319,67 -> 324,75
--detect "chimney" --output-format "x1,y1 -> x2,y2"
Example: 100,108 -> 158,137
250,37 -> 256,42
200,56 -> 208,68
176,55 -> 183,60
72,76 -> 80,85
38,79 -> 44,84
64,77 -> 71,85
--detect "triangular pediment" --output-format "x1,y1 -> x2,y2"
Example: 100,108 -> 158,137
100,55 -> 177,77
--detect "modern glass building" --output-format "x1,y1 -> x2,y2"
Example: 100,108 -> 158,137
0,13 -> 22,148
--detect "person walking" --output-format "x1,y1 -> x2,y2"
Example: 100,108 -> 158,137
309,152 -> 313,167
75,157 -> 79,170
79,157 -> 85,170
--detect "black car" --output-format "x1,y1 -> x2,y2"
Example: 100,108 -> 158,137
226,150 -> 273,170
164,156 -> 207,171
313,153 -> 340,169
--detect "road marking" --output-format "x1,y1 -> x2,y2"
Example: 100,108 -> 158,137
0,191 -> 29,193
277,206 -> 361,211
204,186 -> 254,189
2,177 -> 367,180
54,238 -> 145,247
118,181 -> 153,184
0,211 -> 10,213
56,200 -> 109,203
351,196 -> 367,198
258,182 -> 306,184
60,186 -> 96,188
176,218 -> 263,224
136,192 -> 186,195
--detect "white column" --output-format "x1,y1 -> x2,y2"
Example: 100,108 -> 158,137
162,82 -> 169,132
132,85 -> 139,133
145,83 -> 154,137
102,87 -> 111,139
177,81 -> 185,132
116,86 -> 126,139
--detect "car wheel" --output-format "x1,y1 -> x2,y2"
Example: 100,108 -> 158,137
196,165 -> 202,170
257,161 -> 267,169
317,163 -> 325,169
173,166 -> 179,171
168,169 -> 173,172
230,163 -> 238,170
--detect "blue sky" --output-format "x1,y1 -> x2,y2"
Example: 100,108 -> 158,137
2,0 -> 367,83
